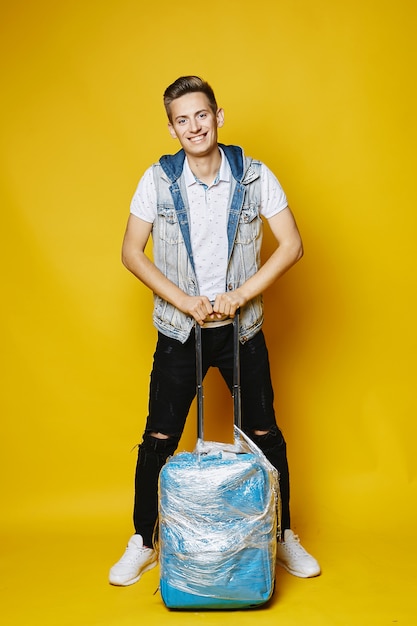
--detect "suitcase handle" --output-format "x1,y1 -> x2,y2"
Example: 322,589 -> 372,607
195,311 -> 241,441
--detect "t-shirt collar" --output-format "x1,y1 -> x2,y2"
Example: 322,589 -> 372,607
183,147 -> 230,187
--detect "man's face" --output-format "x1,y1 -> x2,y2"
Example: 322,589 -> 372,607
168,92 -> 224,158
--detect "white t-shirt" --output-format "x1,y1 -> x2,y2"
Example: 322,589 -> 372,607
130,149 -> 288,301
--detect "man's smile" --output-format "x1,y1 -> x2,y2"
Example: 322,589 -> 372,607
188,134 -> 207,143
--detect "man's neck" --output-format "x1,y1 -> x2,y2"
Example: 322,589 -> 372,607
186,147 -> 221,186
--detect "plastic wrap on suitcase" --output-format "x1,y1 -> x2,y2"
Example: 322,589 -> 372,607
158,427 -> 280,609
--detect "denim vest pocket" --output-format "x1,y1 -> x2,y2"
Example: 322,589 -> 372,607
235,203 -> 261,244
156,204 -> 181,245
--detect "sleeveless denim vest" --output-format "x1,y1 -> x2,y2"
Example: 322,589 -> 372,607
151,144 -> 264,344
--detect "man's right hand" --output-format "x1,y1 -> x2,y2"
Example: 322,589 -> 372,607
179,295 -> 217,326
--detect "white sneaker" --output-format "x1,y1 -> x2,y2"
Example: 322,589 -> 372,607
276,529 -> 321,578
109,534 -> 158,586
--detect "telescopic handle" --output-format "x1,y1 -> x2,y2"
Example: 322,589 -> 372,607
195,311 -> 241,441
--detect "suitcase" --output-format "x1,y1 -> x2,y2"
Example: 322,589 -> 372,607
158,313 -> 280,610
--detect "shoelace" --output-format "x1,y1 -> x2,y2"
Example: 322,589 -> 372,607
121,546 -> 150,564
281,534 -> 310,558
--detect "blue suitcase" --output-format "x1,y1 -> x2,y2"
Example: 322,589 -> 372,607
158,314 -> 280,610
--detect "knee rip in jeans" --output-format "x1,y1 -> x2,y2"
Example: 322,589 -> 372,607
150,431 -> 170,440
249,425 -> 285,450
142,432 -> 180,456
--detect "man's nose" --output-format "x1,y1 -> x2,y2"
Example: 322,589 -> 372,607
189,117 -> 202,133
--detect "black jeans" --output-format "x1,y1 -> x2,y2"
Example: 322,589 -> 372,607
133,325 -> 290,546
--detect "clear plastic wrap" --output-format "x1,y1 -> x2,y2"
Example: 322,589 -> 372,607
158,426 -> 280,607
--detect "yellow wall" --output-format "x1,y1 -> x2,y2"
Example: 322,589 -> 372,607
1,0 -> 416,541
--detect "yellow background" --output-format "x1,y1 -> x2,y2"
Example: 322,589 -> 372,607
1,0 -> 416,624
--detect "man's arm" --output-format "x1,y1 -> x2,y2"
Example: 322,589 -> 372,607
213,206 -> 303,316
121,214 -> 214,324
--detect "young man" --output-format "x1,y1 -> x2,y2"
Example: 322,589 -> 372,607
109,76 -> 320,586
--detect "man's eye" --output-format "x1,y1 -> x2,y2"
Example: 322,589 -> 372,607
178,118 -> 186,124
198,112 -> 207,119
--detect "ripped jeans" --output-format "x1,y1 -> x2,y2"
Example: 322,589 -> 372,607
133,325 -> 290,546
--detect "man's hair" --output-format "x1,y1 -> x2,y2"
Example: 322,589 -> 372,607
163,76 -> 218,122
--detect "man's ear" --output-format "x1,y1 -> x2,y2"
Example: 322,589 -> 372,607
217,108 -> 225,128
168,123 -> 177,139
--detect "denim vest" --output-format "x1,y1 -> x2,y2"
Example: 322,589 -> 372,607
151,144 -> 264,343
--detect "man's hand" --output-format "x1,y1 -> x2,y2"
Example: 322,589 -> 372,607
212,290 -> 247,319
180,292 -> 246,325
179,295 -> 215,326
